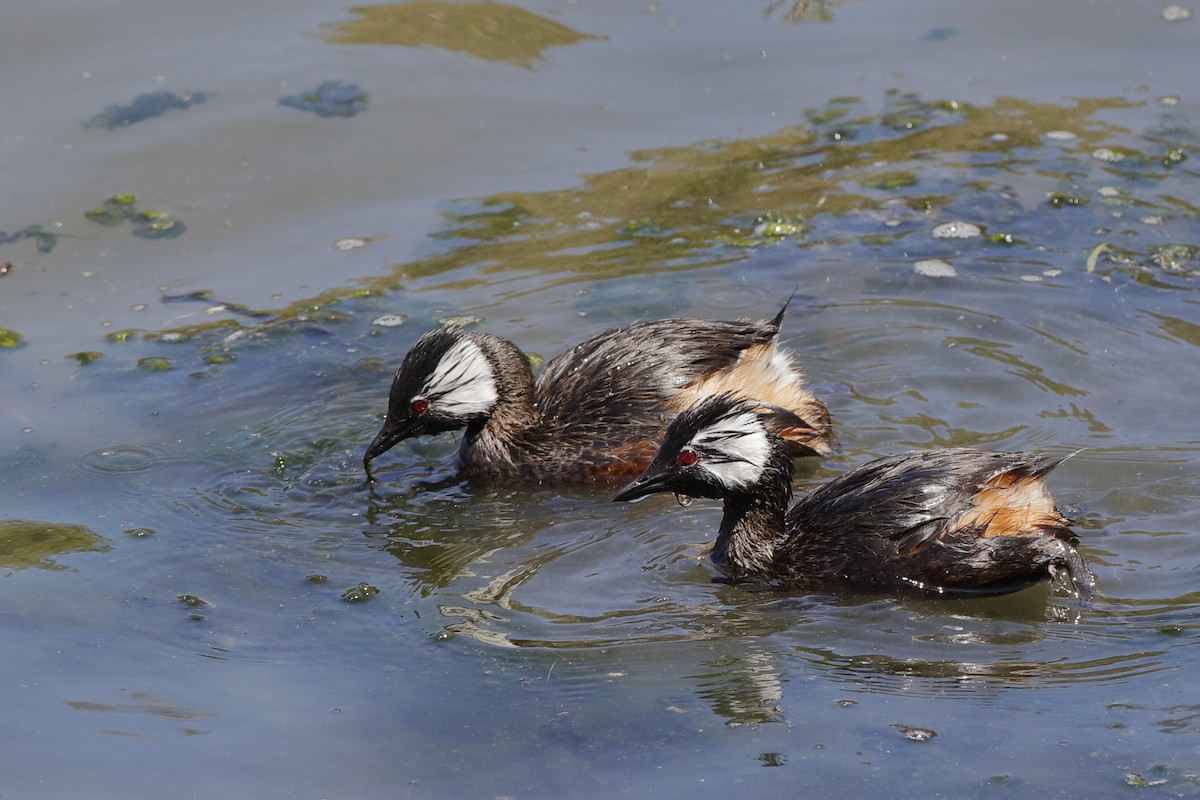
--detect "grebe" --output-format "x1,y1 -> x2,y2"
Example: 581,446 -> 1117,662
363,304 -> 833,483
613,394 -> 1098,598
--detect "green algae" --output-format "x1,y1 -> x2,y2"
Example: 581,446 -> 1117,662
79,92 -> 1197,355
878,172 -> 918,190
137,356 -> 173,371
67,351 -> 104,365
341,581 -> 380,602
85,194 -> 186,239
104,329 -> 144,344
0,327 -> 22,348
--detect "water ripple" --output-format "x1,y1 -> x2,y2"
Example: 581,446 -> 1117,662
78,443 -> 170,475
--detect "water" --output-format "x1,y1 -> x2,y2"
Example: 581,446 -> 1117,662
3,1 -> 1200,797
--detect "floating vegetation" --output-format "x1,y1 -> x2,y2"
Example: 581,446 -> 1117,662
0,327 -> 22,348
279,81 -> 369,118
618,218 -> 671,238
84,193 -> 137,225
107,92 -> 1199,357
1092,144 -> 1187,171
341,581 -> 380,602
877,172 -> 917,190
752,214 -> 806,238
133,209 -> 186,239
317,1 -> 603,69
202,350 -> 235,365
436,314 -> 485,327
1151,243 -> 1196,272
85,194 -> 186,239
0,225 -> 56,253
104,328 -> 144,344
718,213 -> 806,247
1047,191 -> 1088,208
67,351 -> 104,365
137,356 -> 173,371
1083,242 -> 1200,285
84,91 -> 210,129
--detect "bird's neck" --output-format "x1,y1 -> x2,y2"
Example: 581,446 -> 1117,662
460,336 -> 539,469
711,465 -> 793,580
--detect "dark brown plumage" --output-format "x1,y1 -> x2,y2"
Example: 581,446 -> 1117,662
614,394 -> 1098,599
363,304 -> 833,483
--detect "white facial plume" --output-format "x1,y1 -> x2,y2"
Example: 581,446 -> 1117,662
689,408 -> 770,490
421,337 -> 498,416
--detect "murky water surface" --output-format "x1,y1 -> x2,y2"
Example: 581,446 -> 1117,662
2,1 -> 1199,797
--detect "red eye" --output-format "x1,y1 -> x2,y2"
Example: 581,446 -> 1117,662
410,398 -> 429,415
679,448 -> 698,466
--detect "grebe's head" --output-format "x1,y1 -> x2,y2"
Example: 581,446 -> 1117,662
613,393 -> 774,503
364,327 -> 499,466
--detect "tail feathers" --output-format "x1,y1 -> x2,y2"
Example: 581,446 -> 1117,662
1025,447 -> 1086,480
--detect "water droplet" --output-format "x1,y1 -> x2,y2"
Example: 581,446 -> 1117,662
674,494 -> 694,507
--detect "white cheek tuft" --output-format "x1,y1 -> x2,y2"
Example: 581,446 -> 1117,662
423,338 -> 498,415
690,410 -> 770,489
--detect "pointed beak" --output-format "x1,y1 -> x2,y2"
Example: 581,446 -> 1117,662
362,416 -> 417,469
612,466 -> 673,503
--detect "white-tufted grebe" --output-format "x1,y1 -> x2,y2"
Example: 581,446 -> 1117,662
614,394 -> 1097,598
364,303 -> 833,483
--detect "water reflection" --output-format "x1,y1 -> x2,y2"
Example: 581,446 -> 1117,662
0,519 -> 110,572
947,337 -> 1088,397
98,92 -> 1197,362
765,0 -> 860,24
316,1 -> 603,68
690,648 -> 785,725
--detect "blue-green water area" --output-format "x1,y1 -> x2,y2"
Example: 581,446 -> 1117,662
2,1 -> 1199,797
